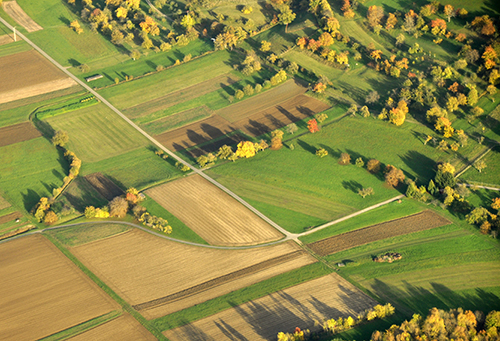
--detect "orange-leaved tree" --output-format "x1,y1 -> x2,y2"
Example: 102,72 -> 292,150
307,119 -> 319,133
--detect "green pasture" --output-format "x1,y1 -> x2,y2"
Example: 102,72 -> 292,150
207,116 -> 481,232
80,147 -> 184,191
0,137 -> 67,213
46,223 -> 130,247
98,50 -> 233,110
300,199 -> 424,244
15,0 -> 122,67
460,147 -> 500,186
45,103 -> 148,162
0,40 -> 31,57
140,106 -> 213,135
140,195 -> 207,244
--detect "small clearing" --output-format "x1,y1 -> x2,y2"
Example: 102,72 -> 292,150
3,1 -> 43,32
307,210 -> 451,256
68,313 -> 156,341
70,229 -> 316,319
0,234 -> 119,340
164,274 -> 377,341
0,122 -> 41,147
84,173 -> 124,201
145,175 -> 283,246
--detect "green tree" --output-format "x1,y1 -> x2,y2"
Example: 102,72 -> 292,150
85,206 -> 96,219
278,6 -> 296,33
474,159 -> 487,173
428,179 -> 437,195
435,169 -> 456,188
466,207 -> 490,225
355,157 -> 364,167
316,148 -> 328,158
216,145 -> 233,159
358,187 -> 374,198
52,131 -> 69,147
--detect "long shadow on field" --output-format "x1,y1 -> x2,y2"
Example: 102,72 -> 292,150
176,321 -> 216,341
277,105 -> 300,123
342,180 -> 363,193
22,188 -> 40,212
200,123 -> 226,141
246,119 -> 271,136
266,114 -> 285,130
399,150 -> 436,183
187,129 -> 209,145
214,319 -> 249,341
297,139 -> 316,155
369,279 -> 500,315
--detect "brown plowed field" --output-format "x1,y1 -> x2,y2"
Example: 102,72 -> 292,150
0,122 -> 41,147
164,274 -> 377,341
84,173 -> 124,201
0,211 -> 22,224
0,235 -> 119,340
145,175 -> 283,246
217,79 -> 307,123
154,114 -> 235,151
182,133 -> 246,158
0,50 -> 75,104
124,74 -> 238,119
70,229 -> 316,319
3,1 -> 43,32
236,94 -> 331,136
68,313 -> 156,341
308,210 -> 451,256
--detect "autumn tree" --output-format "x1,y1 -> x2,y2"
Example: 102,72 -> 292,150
52,130 -> 69,147
389,100 -> 408,126
286,123 -> 298,135
384,165 -> 405,187
235,141 -> 256,158
139,16 -> 159,36
365,91 -> 380,104
367,6 -> 384,29
260,40 -> 271,52
341,0 -> 355,18
355,157 -> 364,167
70,20 -> 83,34
307,119 -> 319,133
466,207 -> 490,225
109,196 -> 129,218
316,148 -> 328,158
367,159 -> 381,173
339,153 -> 351,165
386,13 -> 397,30
270,129 -> 284,150
443,4 -> 454,22
471,15 -> 496,36
358,187 -> 374,198
217,145 -> 233,159
474,159 -> 487,173
324,17 -> 340,33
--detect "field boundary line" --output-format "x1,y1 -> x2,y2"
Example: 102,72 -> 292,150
132,250 -> 306,311
0,16 -> 294,240
298,194 -> 405,238
455,145 -> 493,178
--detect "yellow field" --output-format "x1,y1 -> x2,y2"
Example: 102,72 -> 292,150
68,313 -> 155,341
0,235 -> 119,340
70,228 -> 316,319
145,175 -> 283,246
164,274 -> 377,341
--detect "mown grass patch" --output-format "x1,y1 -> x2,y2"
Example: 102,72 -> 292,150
81,147 -> 183,191
140,195 -> 208,244
460,147 -> 500,186
0,137 -> 67,213
46,223 -> 131,247
152,262 -> 333,332
45,103 -> 148,162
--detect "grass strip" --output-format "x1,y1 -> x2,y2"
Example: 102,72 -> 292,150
44,234 -> 168,341
36,95 -> 99,120
153,261 -> 334,332
39,310 -> 122,341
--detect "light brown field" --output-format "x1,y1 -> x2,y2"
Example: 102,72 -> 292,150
217,79 -> 307,123
68,313 -> 156,341
0,234 -> 119,341
70,228 -> 316,319
308,210 -> 451,256
164,274 -> 377,341
0,50 -> 76,104
0,122 -> 41,147
146,175 -> 283,246
3,1 -> 43,32
0,34 -> 19,46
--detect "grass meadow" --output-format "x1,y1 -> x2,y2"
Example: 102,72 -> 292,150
207,116 -> 483,232
461,147 -> 500,186
45,103 -> 148,162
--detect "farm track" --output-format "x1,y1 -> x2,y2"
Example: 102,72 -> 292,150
2,1 -> 42,32
0,121 -> 41,147
307,210 -> 451,257
133,250 -> 306,311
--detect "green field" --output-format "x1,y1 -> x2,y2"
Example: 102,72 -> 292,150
460,147 -> 500,186
207,116 -> 482,232
45,103 -> 148,162
46,223 -> 131,247
0,137 -> 66,213
98,51 -> 234,110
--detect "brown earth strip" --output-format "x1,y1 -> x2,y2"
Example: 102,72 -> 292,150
154,114 -> 235,152
0,234 -> 119,340
70,229 -> 315,318
3,1 -> 43,32
84,173 -> 124,201
0,225 -> 35,241
123,74 -> 238,119
133,250 -> 306,311
0,34 -> 20,46
164,274 -> 377,341
0,78 -> 77,105
145,175 -> 283,246
307,210 -> 451,257
236,94 -> 331,136
217,79 -> 307,123
0,122 -> 41,147
68,313 -> 156,341
0,211 -> 22,224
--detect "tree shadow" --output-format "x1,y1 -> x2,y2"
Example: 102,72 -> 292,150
21,188 -> 39,212
342,180 -> 363,193
399,150 -> 437,183
214,319 -> 249,341
318,144 -> 340,158
297,139 -> 316,154
200,123 -> 225,140
245,119 -> 271,136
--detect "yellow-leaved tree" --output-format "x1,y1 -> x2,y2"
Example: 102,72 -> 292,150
235,141 -> 256,158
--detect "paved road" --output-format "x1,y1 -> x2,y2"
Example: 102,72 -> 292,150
0,16 -> 294,240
